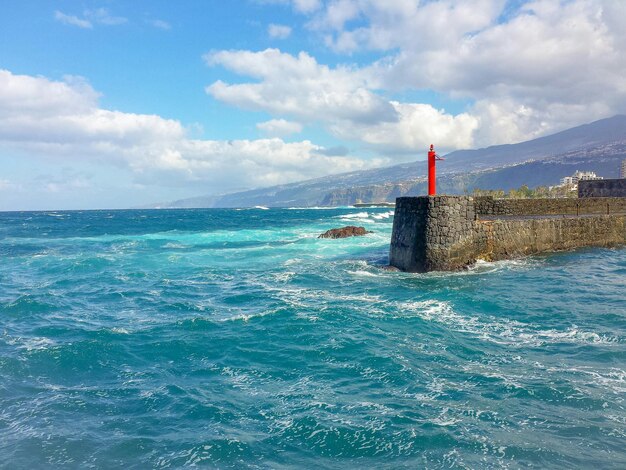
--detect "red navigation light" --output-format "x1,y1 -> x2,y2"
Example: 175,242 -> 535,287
427,144 -> 443,196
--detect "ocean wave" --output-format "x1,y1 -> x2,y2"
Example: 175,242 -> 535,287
219,307 -> 285,323
540,365 -> 626,394
287,206 -> 353,210
2,208 -> 626,468
372,210 -> 394,220
331,210 -> 394,225
395,300 -> 622,346
347,270 -> 380,277
235,205 -> 270,210
110,327 -> 131,335
334,211 -> 370,219
413,257 -> 544,278
271,271 -> 296,282
4,335 -> 57,351
163,242 -> 189,249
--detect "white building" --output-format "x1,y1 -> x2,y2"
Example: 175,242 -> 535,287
560,170 -> 603,186
621,159 -> 626,179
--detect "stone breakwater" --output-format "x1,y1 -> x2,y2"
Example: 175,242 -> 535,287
389,196 -> 626,272
578,178 -> 626,198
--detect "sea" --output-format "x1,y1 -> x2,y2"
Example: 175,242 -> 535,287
0,207 -> 625,469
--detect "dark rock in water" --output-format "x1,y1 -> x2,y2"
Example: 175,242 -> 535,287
318,226 -> 373,239
380,265 -> 401,272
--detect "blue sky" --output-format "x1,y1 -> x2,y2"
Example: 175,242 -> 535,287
1,0 -> 625,210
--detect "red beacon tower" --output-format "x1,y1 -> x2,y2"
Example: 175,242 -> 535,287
427,144 -> 444,196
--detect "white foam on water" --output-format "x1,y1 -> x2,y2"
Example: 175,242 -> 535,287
254,282 -> 386,318
235,205 -> 270,210
271,271 -> 296,282
219,306 -> 282,323
469,257 -> 542,273
541,365 -> 626,394
347,270 -> 380,277
399,300 -> 454,320
220,366 -> 270,397
287,206 -> 352,210
431,409 -> 461,427
111,327 -> 130,334
395,299 -> 622,347
7,336 -> 57,351
416,257 -> 542,279
517,327 -> 620,345
328,292 -> 383,303
460,363 -> 526,391
334,211 -> 369,219
372,210 -> 394,220
163,242 -> 188,249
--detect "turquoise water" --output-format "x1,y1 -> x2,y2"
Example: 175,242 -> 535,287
1,208 -> 625,469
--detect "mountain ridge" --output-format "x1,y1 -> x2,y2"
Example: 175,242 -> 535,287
152,115 -> 626,208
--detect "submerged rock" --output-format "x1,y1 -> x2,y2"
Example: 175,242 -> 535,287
318,226 -> 373,239
380,265 -> 401,272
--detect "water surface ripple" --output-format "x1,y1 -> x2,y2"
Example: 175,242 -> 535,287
1,208 -> 625,468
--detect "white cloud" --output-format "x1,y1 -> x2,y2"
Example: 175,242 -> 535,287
293,0 -> 322,13
311,0 -> 502,53
54,11 -> 92,29
54,8 -> 127,28
331,102 -> 479,154
85,8 -> 127,26
149,19 -> 171,30
0,70 -> 378,192
205,48 -> 478,153
268,23 -> 292,39
43,178 -> 91,193
257,118 -> 303,136
212,0 -> 626,151
259,0 -> 322,14
298,0 -> 626,145
42,0 -> 626,197
205,48 -> 396,124
0,179 -> 21,191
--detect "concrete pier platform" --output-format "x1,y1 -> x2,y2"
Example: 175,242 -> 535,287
389,196 -> 626,272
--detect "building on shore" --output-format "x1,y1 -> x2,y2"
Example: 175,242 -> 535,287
621,159 -> 626,179
560,170 -> 603,186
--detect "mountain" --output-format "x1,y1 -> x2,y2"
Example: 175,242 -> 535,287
146,194 -> 220,209
155,115 -> 626,208
435,114 -> 626,173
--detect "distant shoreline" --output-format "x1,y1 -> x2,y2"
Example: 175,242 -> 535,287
353,202 -> 395,208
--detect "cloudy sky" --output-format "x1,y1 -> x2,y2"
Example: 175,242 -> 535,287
1,0 -> 625,210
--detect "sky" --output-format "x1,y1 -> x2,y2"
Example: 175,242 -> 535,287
1,0 -> 626,210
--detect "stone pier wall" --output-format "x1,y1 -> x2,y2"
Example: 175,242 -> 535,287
473,196 -> 626,216
578,179 -> 626,198
389,196 -> 626,272
389,197 -> 476,272
473,216 -> 625,263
